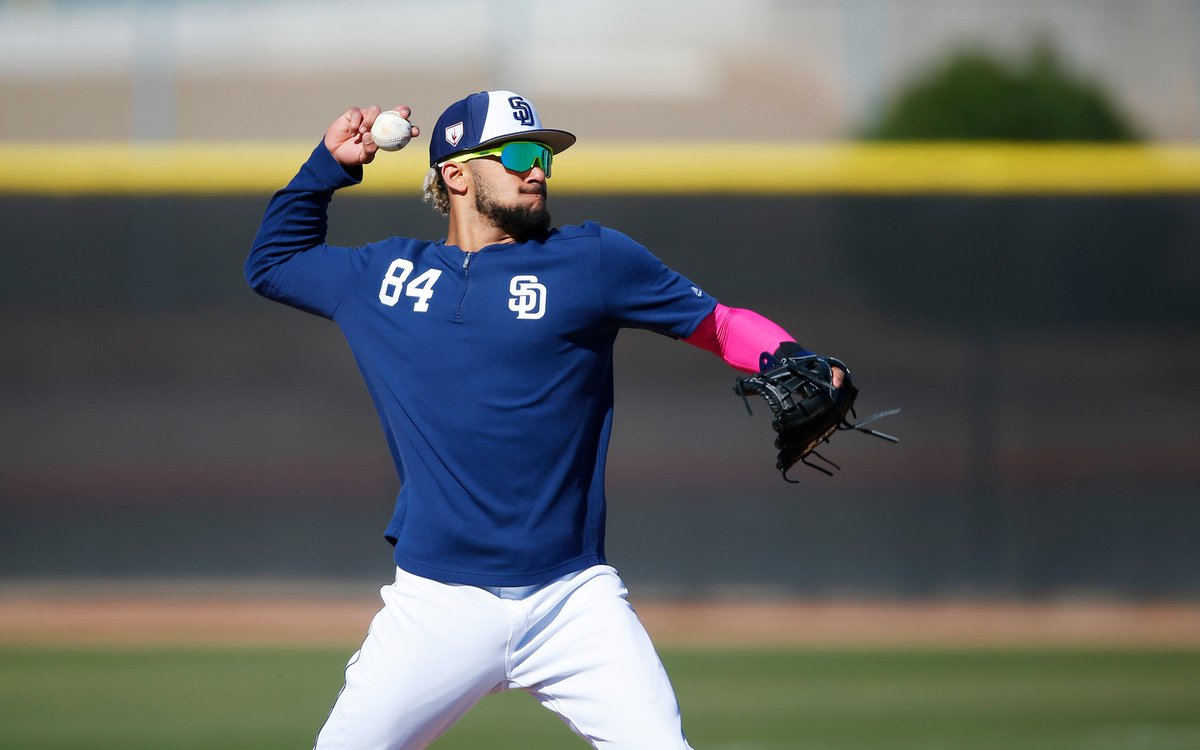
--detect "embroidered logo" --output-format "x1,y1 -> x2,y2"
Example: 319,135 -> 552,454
691,286 -> 704,297
445,121 -> 464,148
508,96 -> 535,127
509,275 -> 547,319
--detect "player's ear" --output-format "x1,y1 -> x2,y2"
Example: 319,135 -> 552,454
441,162 -> 470,196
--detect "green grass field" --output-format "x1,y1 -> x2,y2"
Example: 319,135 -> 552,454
1,647 -> 1198,750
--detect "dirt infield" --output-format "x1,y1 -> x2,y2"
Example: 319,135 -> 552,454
3,582 -> 1199,649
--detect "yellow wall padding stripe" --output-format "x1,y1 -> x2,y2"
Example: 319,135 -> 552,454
3,141 -> 1200,196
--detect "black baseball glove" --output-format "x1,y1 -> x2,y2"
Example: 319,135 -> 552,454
734,343 -> 899,481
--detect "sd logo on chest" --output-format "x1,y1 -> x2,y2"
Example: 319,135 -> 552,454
509,275 -> 547,320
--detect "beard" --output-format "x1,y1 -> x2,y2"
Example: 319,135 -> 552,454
473,173 -> 551,241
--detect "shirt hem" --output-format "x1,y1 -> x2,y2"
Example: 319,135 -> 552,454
391,551 -> 607,588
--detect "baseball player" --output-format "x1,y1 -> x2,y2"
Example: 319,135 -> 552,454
246,90 -> 842,749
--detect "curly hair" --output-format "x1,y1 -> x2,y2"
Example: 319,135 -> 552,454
422,167 -> 450,216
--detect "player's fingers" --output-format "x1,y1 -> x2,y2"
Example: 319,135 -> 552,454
361,105 -> 382,132
342,107 -> 364,133
385,106 -> 419,138
329,108 -> 356,137
326,108 -> 361,153
831,367 -> 845,388
362,126 -> 380,156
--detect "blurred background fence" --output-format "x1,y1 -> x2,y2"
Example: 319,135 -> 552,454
1,0 -> 1198,600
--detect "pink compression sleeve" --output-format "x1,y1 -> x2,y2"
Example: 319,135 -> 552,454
683,303 -> 796,373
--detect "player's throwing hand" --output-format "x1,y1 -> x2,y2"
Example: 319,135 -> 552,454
324,105 -> 420,167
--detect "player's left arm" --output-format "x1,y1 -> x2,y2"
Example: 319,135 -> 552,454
594,227 -> 842,384
684,303 -> 800,373
685,304 -> 844,386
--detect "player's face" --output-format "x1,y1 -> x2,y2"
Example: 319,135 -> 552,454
469,158 -> 551,239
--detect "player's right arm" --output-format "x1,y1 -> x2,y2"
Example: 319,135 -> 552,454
245,106 -> 419,318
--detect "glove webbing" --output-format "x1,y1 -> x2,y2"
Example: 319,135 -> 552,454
798,407 -> 902,479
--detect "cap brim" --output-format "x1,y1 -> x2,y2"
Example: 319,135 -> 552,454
474,129 -> 577,156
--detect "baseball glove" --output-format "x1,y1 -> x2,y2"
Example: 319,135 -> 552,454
734,343 -> 899,481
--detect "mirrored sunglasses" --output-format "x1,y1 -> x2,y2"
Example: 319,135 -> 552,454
443,141 -> 554,178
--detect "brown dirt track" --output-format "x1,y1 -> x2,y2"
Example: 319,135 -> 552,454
2,583 -> 1199,649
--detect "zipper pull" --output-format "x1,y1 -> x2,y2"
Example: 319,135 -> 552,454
462,252 -> 472,270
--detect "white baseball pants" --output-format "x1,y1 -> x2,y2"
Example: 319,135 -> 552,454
313,564 -> 694,749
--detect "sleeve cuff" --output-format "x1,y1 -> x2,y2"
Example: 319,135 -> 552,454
305,139 -> 364,189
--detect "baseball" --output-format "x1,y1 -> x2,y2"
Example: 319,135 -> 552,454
371,110 -> 412,151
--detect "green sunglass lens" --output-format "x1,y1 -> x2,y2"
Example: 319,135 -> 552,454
500,142 -> 552,177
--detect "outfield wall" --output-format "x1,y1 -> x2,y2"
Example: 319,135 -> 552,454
1,145 -> 1197,598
